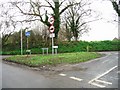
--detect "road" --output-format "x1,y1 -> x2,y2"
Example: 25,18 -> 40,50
1,52 -> 118,88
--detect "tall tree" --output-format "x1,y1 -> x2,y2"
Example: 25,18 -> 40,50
10,0 -> 81,38
0,3 -> 17,47
64,0 -> 91,41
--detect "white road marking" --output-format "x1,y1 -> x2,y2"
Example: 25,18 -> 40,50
88,65 -> 118,84
91,82 -> 106,88
59,73 -> 66,76
102,60 -> 109,63
88,66 -> 117,87
95,79 -> 112,85
69,77 -> 83,81
110,76 -> 119,80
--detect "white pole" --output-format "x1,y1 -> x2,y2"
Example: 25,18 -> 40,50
21,29 -> 23,55
52,36 -> 54,55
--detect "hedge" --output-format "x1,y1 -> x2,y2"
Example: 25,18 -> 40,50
2,40 -> 120,55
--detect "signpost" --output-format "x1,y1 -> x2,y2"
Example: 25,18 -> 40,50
25,31 -> 30,50
50,33 -> 55,38
48,16 -> 55,54
21,29 -> 23,55
48,16 -> 55,25
25,31 -> 30,37
49,26 -> 55,33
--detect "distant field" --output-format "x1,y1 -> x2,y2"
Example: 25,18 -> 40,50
3,52 -> 102,67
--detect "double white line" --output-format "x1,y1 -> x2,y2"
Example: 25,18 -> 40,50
88,66 -> 118,88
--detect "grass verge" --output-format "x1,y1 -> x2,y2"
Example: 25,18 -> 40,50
3,52 -> 102,67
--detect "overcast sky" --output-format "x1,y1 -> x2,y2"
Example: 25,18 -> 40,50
0,0 -> 118,41
81,0 -> 118,41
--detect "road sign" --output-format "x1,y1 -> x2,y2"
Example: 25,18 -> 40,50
52,46 -> 58,48
48,16 -> 55,55
48,16 -> 54,25
25,31 -> 30,37
50,33 -> 55,38
49,25 -> 54,33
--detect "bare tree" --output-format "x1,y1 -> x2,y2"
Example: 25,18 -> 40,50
57,25 -> 72,41
0,3 -> 17,46
9,0 -> 82,39
63,0 -> 91,41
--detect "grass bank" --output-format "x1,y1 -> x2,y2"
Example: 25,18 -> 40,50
4,52 -> 102,67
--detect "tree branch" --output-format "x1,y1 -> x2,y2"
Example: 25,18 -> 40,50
16,19 -> 41,23
59,0 -> 66,7
60,2 -> 80,15
45,0 -> 55,11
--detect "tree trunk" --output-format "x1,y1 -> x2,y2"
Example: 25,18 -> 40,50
54,1 -> 60,39
75,37 -> 78,41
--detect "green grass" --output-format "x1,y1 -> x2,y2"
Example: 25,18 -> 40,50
4,52 -> 102,67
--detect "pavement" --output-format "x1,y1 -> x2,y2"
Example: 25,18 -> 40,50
1,52 -> 119,88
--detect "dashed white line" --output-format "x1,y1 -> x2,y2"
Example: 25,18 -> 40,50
95,79 -> 112,85
69,77 -> 83,81
59,73 -> 83,82
59,73 -> 66,76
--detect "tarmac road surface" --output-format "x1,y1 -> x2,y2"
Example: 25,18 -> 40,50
1,52 -> 118,88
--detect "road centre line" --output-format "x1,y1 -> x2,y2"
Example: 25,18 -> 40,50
69,77 -> 83,81
95,79 -> 112,85
88,65 -> 118,84
59,73 -> 83,82
59,73 -> 66,76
